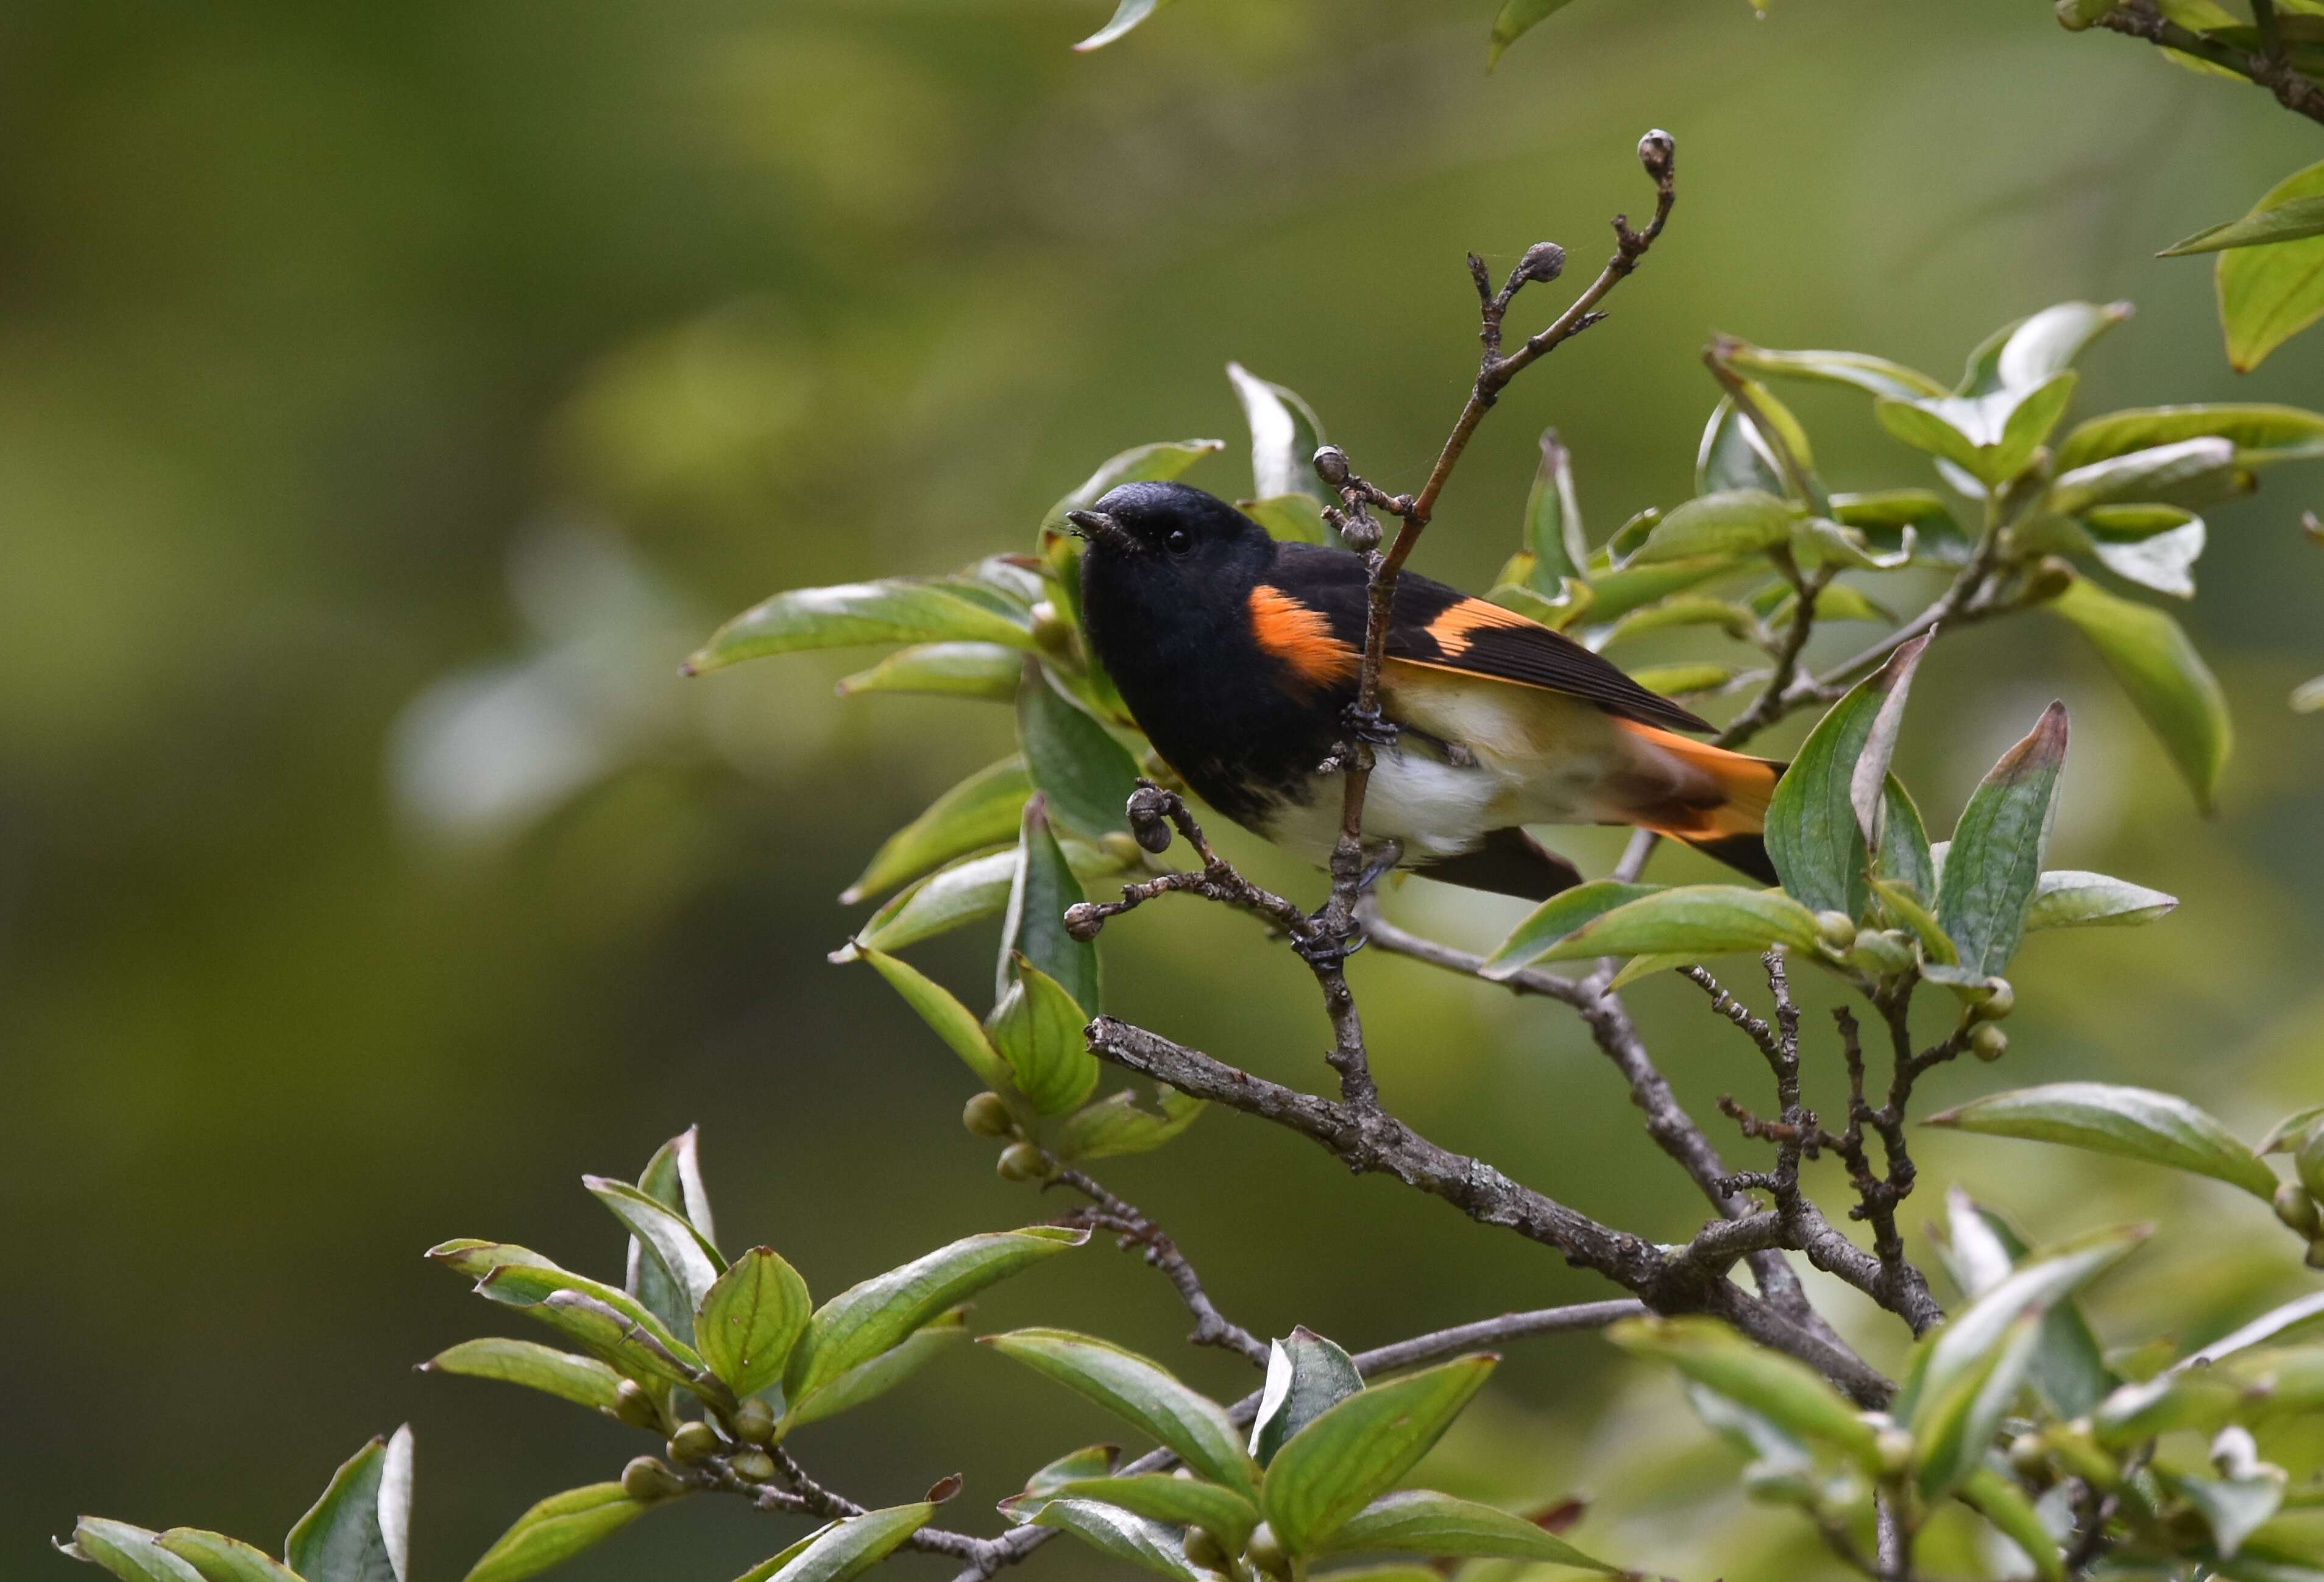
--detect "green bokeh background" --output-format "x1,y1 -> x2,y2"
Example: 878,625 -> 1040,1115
5,1 -> 2322,1578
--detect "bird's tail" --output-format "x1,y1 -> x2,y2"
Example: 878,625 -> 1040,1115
1616,724 -> 1785,886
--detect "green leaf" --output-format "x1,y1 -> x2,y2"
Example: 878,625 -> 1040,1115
1696,397 -> 1786,498
1936,1190 -> 2113,1420
1074,0 -> 1173,52
1250,1328 -> 1366,1468
998,799 -> 1102,1014
685,579 -> 1033,677
984,1328 -> 1256,1497
1053,1086 -> 1205,1162
845,842 -> 1119,958
1532,884 -> 1822,965
1927,1082 -> 2279,1199
421,1339 -> 625,1413
1522,431 -> 1589,587
1022,1444 -> 1122,1497
1959,301 -> 2133,396
285,1428 -> 414,1582
2024,870 -> 2177,931
1004,1477 -> 1258,1548
1629,663 -> 1736,697
843,759 -> 1031,905
2055,403 -> 2324,470
2259,1111 -> 2324,1156
1227,362 -> 1327,506
987,961 -> 1100,1116
1028,1502 -> 1208,1581
1935,702 -> 2067,978
695,1247 -> 812,1399
1019,662 -> 1141,843
1609,1316 -> 1882,1472
2045,437 -> 2240,517
1582,557 -> 1741,624
1479,881 -> 1662,978
1765,633 -> 1929,919
1718,342 -> 1949,400
1958,1466 -> 2067,1582
1631,489 -> 1798,564
1316,1492 -> 1620,1572
2085,506 -> 2208,600
781,1308 -> 970,1430
835,641 -> 1022,702
586,1177 -> 724,1321
1877,372 -> 2077,486
731,1503 -> 934,1582
153,1534 -> 303,1582
2164,194 -> 2324,256
1828,490 -> 1972,565
522,1288 -> 718,1403
2217,160 -> 2324,370
1261,1356 -> 1495,1553
1488,0 -> 1578,65
860,950 -> 1018,1099
1241,493 -> 1328,545
428,1242 -> 706,1375
60,1520 -> 205,1582
786,1229 -> 1085,1422
462,1486 -> 654,1582
625,1128 -> 716,1339
2166,1464 -> 2287,1559
2047,576 -> 2231,811
1871,877 -> 1956,967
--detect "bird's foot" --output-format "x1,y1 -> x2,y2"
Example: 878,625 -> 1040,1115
1292,925 -> 1368,969
1341,701 -> 1400,747
1356,838 -> 1405,894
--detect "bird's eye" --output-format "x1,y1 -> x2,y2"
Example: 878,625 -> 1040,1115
1165,528 -> 1192,555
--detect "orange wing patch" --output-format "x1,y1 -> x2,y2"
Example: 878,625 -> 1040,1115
1249,585 -> 1359,688
1423,596 -> 1535,657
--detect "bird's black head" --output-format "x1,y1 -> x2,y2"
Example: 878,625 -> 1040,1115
1068,480 -> 1269,588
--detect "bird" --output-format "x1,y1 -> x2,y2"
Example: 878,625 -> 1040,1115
1066,480 -> 1782,903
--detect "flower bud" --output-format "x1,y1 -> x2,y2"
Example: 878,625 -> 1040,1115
1972,979 -> 2014,1020
2023,556 -> 2077,605
731,1395 -> 777,1446
613,1379 -> 664,1431
1183,1527 -> 1230,1570
1873,1427 -> 1915,1478
1518,241 -> 1567,284
1846,929 -> 1915,976
1245,1522 -> 1289,1578
2055,0 -> 2112,27
1637,129 -> 1676,180
1971,1025 -> 2008,1062
621,1455 -> 687,1500
1063,902 -> 1107,942
1815,911 -> 1858,953
731,1447 -> 778,1482
963,1092 -> 1015,1138
1313,445 -> 1351,488
997,1142 -> 1050,1182
668,1421 -> 721,1463
1127,786 -> 1177,853
2274,1182 -> 2322,1238
1337,514 -> 1381,553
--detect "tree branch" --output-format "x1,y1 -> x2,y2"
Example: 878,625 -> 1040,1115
1048,1166 -> 1271,1366
2092,1 -> 2324,127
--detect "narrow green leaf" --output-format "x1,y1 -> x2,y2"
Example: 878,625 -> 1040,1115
1870,877 -> 1957,966
1718,342 -> 1949,400
1609,1316 -> 1882,1472
422,1339 -> 625,1413
1029,1502 -> 1207,1581
586,1177 -> 724,1319
2166,1465 -> 2287,1559
628,1127 -> 717,1335
1927,1082 -> 2279,1199
836,641 -> 1022,702
2259,1112 -> 2324,1157
1250,1328 -> 1365,1469
2163,194 -> 2324,256
1629,663 -> 1735,697
860,949 -> 1018,1098
1522,431 -> 1589,587
2217,160 -> 2324,370
1004,1477 -> 1258,1548
285,1428 -> 414,1582
1226,363 -> 1327,506
987,961 -> 1100,1116
153,1533 -> 302,1582
984,1328 -> 1256,1497
1074,0 -> 1172,52
999,798 -> 1103,1013
696,1248 -> 813,1399
519,1288 -> 717,1403
62,1520 -> 205,1582
1479,881 -> 1663,978
1019,662 -> 1141,843
2055,402 -> 2324,470
787,1230 -> 1086,1420
781,1308 -> 969,1430
732,1503 -> 933,1582
2085,506 -> 2207,599
1531,885 -> 1822,963
844,759 -> 1031,904
1878,372 -> 2077,486
686,579 -> 1033,676
1973,302 -> 2132,395
1936,1191 -> 2113,1420
1936,702 -> 2067,978
1582,557 -> 1740,623
1053,1086 -> 1204,1162
1316,1492 -> 1620,1572
2025,870 -> 2177,931
1696,397 -> 1786,498
1022,1444 -> 1122,1498
461,1486 -> 654,1582
1631,490 -> 1799,564
846,842 -> 1120,958
2046,437 -> 2239,517
1488,0 -> 1578,65
1765,634 -> 1929,918
1958,1466 -> 2067,1582
2184,1293 -> 2324,1363
2047,576 -> 2231,810
1261,1356 -> 1496,1553
1241,494 -> 1328,544
429,1243 -> 705,1373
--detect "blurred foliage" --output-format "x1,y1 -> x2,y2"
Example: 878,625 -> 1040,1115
8,2 -> 2324,1581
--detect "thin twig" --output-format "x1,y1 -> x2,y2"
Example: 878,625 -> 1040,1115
1049,1167 -> 1270,1366
2093,1 -> 2324,127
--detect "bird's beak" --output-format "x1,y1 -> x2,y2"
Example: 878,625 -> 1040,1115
1065,509 -> 1138,554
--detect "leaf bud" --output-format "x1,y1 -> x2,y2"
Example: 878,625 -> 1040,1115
1183,1527 -> 1230,1570
2297,1118 -> 2324,1200
1127,786 -> 1178,853
1814,910 -> 1858,952
1845,929 -> 1915,976
731,1447 -> 778,1482
613,1379 -> 664,1431
1637,129 -> 1676,180
2008,1432 -> 2050,1478
668,1421 -> 721,1463
1337,512 -> 1381,553
1518,241 -> 1567,284
2273,1182 -> 2322,1237
1873,1427 -> 1915,1479
1245,1522 -> 1290,1578
1063,902 -> 1107,942
620,1455 -> 687,1500
1313,445 -> 1351,488
1972,978 -> 2014,1020
2022,556 -> 2077,606
997,1142 -> 1050,1182
963,1092 -> 1016,1138
2308,1237 -> 2324,1272
1971,1024 -> 2008,1063
2055,0 -> 2113,28
730,1395 -> 777,1446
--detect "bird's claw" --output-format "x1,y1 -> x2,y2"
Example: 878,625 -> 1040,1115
1341,702 -> 1400,747
1293,927 -> 1367,968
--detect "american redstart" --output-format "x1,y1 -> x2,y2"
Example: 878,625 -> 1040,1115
1068,481 -> 1780,902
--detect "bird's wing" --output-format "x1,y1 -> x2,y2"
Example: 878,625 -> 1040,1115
1262,544 -> 1716,735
